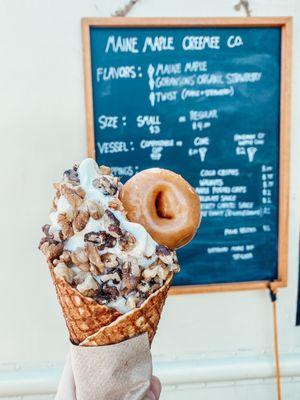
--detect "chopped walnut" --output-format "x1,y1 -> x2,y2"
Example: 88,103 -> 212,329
154,276 -> 163,286
104,209 -> 120,226
121,275 -> 140,294
157,264 -> 169,280
108,198 -> 124,211
70,248 -> 90,271
119,231 -> 136,251
52,230 -> 64,243
99,165 -> 111,175
57,213 -> 74,239
63,168 -> 80,185
73,210 -> 89,232
107,224 -> 122,238
86,243 -> 104,273
148,283 -> 161,295
42,224 -> 63,243
137,281 -> 150,293
156,245 -> 174,264
74,270 -> 88,285
59,250 -> 72,265
54,262 -> 74,284
86,200 -> 103,220
126,295 -> 138,310
101,253 -> 119,269
90,264 -> 102,275
101,272 -> 121,283
93,176 -> 118,196
39,238 -> 63,261
142,265 -> 159,281
60,185 -> 85,208
103,210 -> 122,237
122,260 -> 140,277
144,259 -> 170,280
76,274 -> 99,297
171,263 -> 180,273
84,231 -> 116,250
42,224 -> 51,236
102,284 -> 119,300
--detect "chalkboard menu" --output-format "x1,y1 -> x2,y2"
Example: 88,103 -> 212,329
82,18 -> 291,293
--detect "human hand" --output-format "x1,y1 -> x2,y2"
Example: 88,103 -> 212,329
56,353 -> 161,400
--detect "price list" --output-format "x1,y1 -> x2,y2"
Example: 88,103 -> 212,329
88,26 -> 281,286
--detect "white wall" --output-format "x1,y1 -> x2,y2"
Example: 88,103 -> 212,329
0,0 -> 299,399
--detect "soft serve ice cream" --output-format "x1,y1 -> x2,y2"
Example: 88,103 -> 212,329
39,159 -> 179,313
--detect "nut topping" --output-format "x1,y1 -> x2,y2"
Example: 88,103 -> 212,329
73,210 -> 89,232
101,253 -> 119,269
93,176 -> 118,196
54,262 -> 74,284
76,274 -> 99,297
60,185 -> 85,208
57,213 -> 74,239
39,238 -> 63,261
63,168 -> 80,185
156,245 -> 174,264
86,243 -> 104,273
119,231 -> 136,251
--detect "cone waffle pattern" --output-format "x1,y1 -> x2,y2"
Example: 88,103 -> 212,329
80,274 -> 173,346
49,263 -> 122,344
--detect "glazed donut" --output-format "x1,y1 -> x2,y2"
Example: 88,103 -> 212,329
119,168 -> 201,249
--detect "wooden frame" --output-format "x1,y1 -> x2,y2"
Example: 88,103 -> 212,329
81,17 -> 292,295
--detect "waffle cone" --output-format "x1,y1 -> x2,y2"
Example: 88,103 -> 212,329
80,274 -> 173,347
48,263 -> 122,344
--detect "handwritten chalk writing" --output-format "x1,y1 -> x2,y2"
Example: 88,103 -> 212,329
218,169 -> 239,176
199,169 -> 239,177
225,227 -> 257,236
111,166 -> 135,176
197,188 -> 210,195
182,36 -> 220,50
199,179 -> 224,187
207,247 -> 229,254
212,186 -> 247,194
233,253 -> 253,260
96,66 -> 137,81
98,115 -> 118,130
105,36 -> 138,53
225,210 -> 262,217
184,61 -> 207,72
227,35 -> 243,48
97,141 -> 129,154
154,63 -> 181,75
181,87 -> 234,100
140,139 -> 174,149
155,75 -> 196,88
217,202 -> 236,209
201,195 -> 220,202
224,228 -> 238,235
89,26 -> 281,286
200,169 -> 216,177
238,202 -> 254,209
136,115 -> 161,127
226,72 -> 261,84
190,109 -> 218,121
194,137 -> 210,146
152,91 -> 177,104
142,36 -> 175,53
240,227 -> 257,234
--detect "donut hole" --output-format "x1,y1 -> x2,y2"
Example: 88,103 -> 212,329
155,191 -> 174,220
